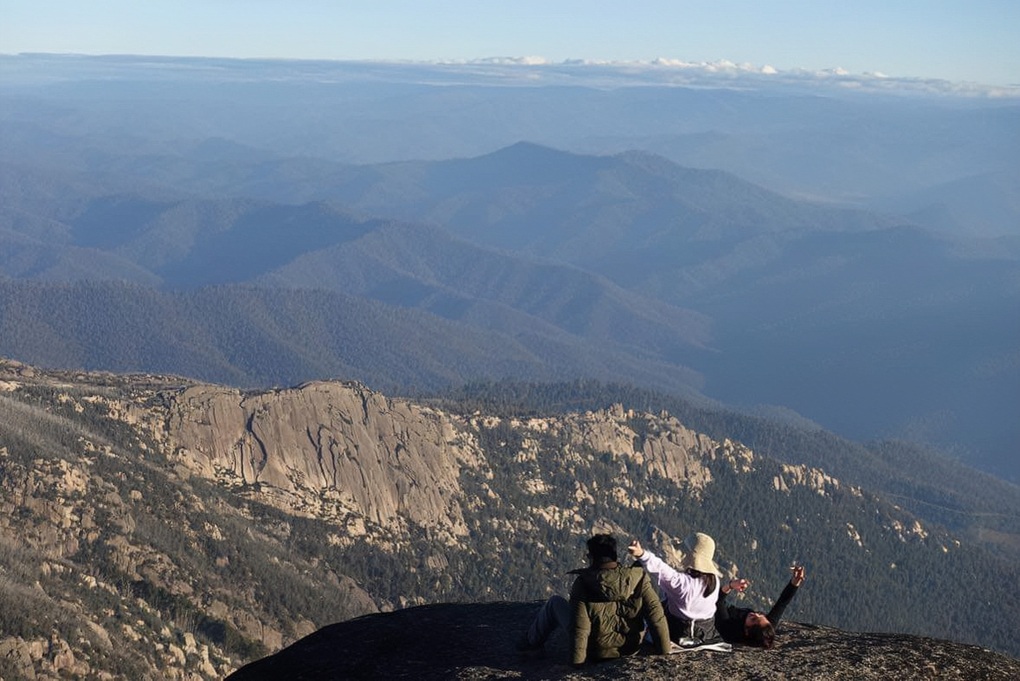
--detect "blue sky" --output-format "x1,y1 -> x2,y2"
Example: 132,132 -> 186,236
2,1 -> 1018,86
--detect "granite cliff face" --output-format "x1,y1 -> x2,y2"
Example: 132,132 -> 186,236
163,382 -> 477,540
1,359 -> 1017,680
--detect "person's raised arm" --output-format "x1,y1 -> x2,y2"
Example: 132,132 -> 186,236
721,578 -> 749,595
715,577 -> 747,623
628,540 -> 683,585
765,565 -> 805,624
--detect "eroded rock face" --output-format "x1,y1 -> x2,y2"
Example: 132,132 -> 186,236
164,381 -> 476,540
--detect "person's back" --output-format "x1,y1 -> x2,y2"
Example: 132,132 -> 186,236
519,533 -> 669,666
570,560 -> 667,664
629,534 -> 721,643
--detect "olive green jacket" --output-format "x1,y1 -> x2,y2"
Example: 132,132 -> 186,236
569,562 -> 670,665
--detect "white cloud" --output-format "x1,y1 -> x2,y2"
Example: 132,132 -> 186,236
9,53 -> 1016,99
529,58 -> 1020,98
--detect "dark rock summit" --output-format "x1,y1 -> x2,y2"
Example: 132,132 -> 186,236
225,602 -> 1020,680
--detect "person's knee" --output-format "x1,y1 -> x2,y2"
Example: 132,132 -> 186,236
550,595 -> 571,626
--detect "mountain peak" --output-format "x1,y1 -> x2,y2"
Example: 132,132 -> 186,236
488,140 -> 575,159
225,601 -> 1020,680
466,141 -> 612,181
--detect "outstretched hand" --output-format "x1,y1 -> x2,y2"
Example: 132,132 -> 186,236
790,565 -> 806,587
725,578 -> 749,594
628,540 -> 644,559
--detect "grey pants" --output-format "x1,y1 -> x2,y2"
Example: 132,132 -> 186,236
526,595 -> 570,646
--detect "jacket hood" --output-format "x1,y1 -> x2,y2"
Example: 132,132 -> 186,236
577,565 -> 644,602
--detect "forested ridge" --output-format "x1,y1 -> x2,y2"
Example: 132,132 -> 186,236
424,379 -> 1020,553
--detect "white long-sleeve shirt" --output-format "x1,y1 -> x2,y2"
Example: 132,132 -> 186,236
637,550 -> 719,621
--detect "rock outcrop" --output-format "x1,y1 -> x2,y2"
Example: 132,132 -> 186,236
164,381 -> 476,540
225,601 -> 1020,680
160,381 -> 733,544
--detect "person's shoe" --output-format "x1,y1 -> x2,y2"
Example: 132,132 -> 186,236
671,638 -> 733,653
698,640 -> 733,652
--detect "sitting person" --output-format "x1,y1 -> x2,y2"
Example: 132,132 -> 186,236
628,532 -> 722,644
519,533 -> 671,666
715,564 -> 806,648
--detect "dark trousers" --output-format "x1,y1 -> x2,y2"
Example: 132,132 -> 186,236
526,595 -> 570,647
664,606 -> 719,643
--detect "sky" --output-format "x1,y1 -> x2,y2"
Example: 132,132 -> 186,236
2,0 -> 1018,87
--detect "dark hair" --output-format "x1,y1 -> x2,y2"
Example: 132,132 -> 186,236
686,568 -> 718,599
587,534 -> 618,564
748,622 -> 776,649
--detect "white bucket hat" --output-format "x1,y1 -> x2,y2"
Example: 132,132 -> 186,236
680,532 -> 722,577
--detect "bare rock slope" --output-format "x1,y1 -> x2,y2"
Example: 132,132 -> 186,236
225,601 -> 1020,680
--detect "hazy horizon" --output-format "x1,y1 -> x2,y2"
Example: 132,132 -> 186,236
3,1 -> 1018,87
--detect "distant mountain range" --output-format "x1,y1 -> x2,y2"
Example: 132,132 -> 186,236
1,54 -> 1017,482
2,139 -> 1017,480
4,54 -> 1016,232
